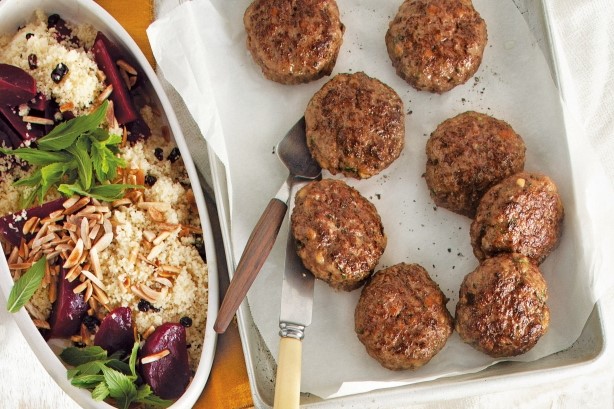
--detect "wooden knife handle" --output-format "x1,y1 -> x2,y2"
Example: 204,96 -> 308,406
214,198 -> 288,333
274,337 -> 302,409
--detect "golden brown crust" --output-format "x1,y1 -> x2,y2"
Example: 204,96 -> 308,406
354,263 -> 453,370
470,172 -> 564,264
385,0 -> 487,93
244,0 -> 345,84
425,111 -> 526,218
455,253 -> 550,357
291,179 -> 386,291
305,72 -> 405,179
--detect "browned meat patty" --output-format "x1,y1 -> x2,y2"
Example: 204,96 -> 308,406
291,179 -> 386,291
470,172 -> 564,264
385,0 -> 487,93
243,0 -> 345,84
455,253 -> 550,357
425,111 -> 526,218
305,72 -> 405,179
354,263 -> 453,370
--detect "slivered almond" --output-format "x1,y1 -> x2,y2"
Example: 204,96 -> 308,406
103,219 -> 113,234
142,325 -> 155,340
147,207 -> 165,222
81,270 -> 106,290
92,285 -> 109,305
25,302 -> 46,320
84,281 -> 93,302
116,59 -> 138,75
88,296 -> 98,311
89,247 -> 102,279
77,206 -> 97,216
92,232 -> 113,253
65,265 -> 81,282
112,198 -> 132,208
97,84 -> 113,103
22,216 -> 39,235
142,230 -> 156,243
31,232 -> 55,250
23,115 -> 54,125
119,66 -> 131,89
159,265 -> 181,274
147,243 -> 164,261
63,238 -> 84,268
8,246 -> 19,264
89,224 -> 101,240
62,196 -> 80,209
154,277 -> 173,287
70,335 -> 83,343
48,274 -> 58,303
141,349 -> 170,365
80,218 -> 91,250
94,205 -> 110,213
120,276 -> 131,290
59,101 -> 74,113
33,319 -> 51,330
9,262 -> 33,270
128,245 -> 139,264
64,196 -> 90,215
138,202 -> 171,211
152,231 -> 171,246
73,280 -> 88,294
131,285 -> 156,303
139,284 -> 162,301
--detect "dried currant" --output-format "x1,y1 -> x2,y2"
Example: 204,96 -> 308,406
179,316 -> 192,328
51,63 -> 69,83
144,174 -> 157,186
167,147 -> 181,163
154,147 -> 164,161
28,54 -> 37,70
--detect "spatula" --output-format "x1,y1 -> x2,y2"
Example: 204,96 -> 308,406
214,117 -> 321,333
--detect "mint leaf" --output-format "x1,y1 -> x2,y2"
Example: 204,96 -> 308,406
91,381 -> 110,401
135,384 -> 173,408
60,346 -> 108,366
128,342 -> 139,378
71,374 -> 106,388
6,256 -> 46,312
101,366 -> 137,409
2,148 -> 71,166
37,101 -> 108,151
76,360 -> 108,376
68,137 -> 93,190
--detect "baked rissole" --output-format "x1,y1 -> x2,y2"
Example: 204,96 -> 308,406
386,0 -> 487,93
291,179 -> 386,291
305,72 -> 405,179
243,0 -> 345,84
470,172 -> 564,264
425,111 -> 526,218
455,253 -> 550,357
355,263 -> 453,370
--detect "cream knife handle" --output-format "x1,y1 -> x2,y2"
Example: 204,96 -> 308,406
274,336 -> 302,409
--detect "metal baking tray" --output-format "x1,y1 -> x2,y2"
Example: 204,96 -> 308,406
208,0 -> 609,407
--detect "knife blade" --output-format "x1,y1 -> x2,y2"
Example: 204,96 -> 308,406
273,181 -> 315,409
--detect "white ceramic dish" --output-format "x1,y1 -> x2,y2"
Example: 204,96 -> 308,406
0,1 -> 219,408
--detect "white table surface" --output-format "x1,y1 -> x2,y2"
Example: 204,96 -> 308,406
1,0 -> 613,408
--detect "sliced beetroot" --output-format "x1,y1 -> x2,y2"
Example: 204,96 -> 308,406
91,32 -> 138,125
0,64 -> 37,107
0,105 -> 44,142
140,323 -> 190,400
94,306 -> 134,355
28,93 -> 46,112
47,267 -> 88,339
0,113 -> 22,148
0,198 -> 65,246
126,117 -> 151,142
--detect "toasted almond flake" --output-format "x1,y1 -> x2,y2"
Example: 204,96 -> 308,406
89,247 -> 102,279
78,248 -> 89,265
97,84 -> 113,103
25,302 -> 46,320
65,265 -> 81,282
55,243 -> 74,252
73,280 -> 88,294
49,274 -> 58,303
103,218 -> 113,234
112,198 -> 132,208
129,76 -> 137,88
147,207 -> 165,223
80,218 -> 91,250
131,285 -> 156,303
62,195 -> 80,209
140,284 -> 162,301
92,232 -> 113,253
154,277 -> 173,287
19,241 -> 28,259
138,202 -> 171,211
81,270 -> 106,290
120,276 -> 131,290
89,224 -> 101,240
116,59 -> 138,75
128,245 -> 139,264
59,101 -> 74,113
159,264 -> 181,274
158,270 -> 178,279
142,325 -> 156,340
126,190 -> 143,203
22,216 -> 39,235
119,66 -> 131,89
77,205 -> 97,216
63,238 -> 84,268
158,222 -> 180,231
92,285 -> 110,305
43,259 -> 51,286
84,281 -> 94,302
94,205 -> 110,213
88,296 -> 98,311
147,243 -> 164,261
121,126 -> 128,147
31,232 -> 55,251
9,262 -> 33,270
33,319 -> 51,330
23,115 -> 54,126
141,349 -> 170,365
64,197 -> 90,215
8,246 -> 19,264
141,230 -> 155,243
152,231 -> 171,246
70,335 -> 83,343
46,223 -> 63,232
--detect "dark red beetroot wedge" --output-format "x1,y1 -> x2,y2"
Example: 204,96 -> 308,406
94,306 -> 134,355
28,93 -> 47,112
91,32 -> 138,125
140,323 -> 191,400
0,113 -> 22,148
0,64 -> 37,107
126,117 -> 151,142
0,198 -> 65,247
0,105 -> 45,143
47,267 -> 88,339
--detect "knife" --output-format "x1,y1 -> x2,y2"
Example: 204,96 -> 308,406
273,182 -> 315,409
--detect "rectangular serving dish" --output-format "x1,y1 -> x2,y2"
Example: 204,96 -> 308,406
207,0 -> 610,407
0,1 -> 219,408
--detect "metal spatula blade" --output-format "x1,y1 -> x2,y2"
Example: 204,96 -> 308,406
214,117 -> 321,333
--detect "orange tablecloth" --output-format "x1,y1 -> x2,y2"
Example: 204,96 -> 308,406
94,1 -> 255,408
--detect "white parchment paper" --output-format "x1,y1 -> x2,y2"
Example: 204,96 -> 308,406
148,0 -> 614,400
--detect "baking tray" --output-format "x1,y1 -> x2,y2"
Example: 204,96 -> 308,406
207,0 -> 609,407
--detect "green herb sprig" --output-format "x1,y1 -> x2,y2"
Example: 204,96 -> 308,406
60,342 -> 172,409
6,256 -> 46,313
0,101 -> 139,208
